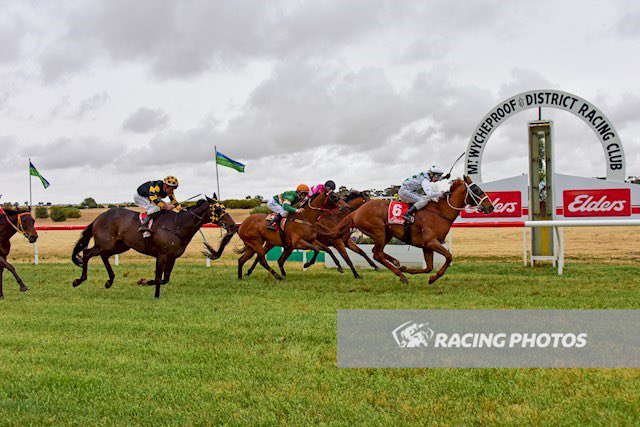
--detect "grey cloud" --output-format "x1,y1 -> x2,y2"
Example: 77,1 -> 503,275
75,92 -> 110,118
122,107 -> 170,133
24,137 -> 122,170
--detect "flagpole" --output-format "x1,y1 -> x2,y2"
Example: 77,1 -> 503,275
28,158 -> 32,207
214,145 -> 221,200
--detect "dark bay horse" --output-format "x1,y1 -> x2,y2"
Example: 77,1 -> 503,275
72,195 -> 237,298
330,176 -> 494,284
223,189 -> 347,280
245,190 -> 378,279
0,208 -> 38,298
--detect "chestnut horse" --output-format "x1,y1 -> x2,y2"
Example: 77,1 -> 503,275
244,190 -> 378,279
330,176 -> 494,284
227,189 -> 347,280
0,207 -> 38,298
72,195 -> 237,298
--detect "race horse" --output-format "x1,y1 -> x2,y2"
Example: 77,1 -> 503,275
330,176 -> 495,284
72,195 -> 237,298
222,189 -> 348,280
244,190 -> 379,279
0,207 -> 38,298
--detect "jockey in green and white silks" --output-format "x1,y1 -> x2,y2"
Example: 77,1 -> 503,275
266,184 -> 310,230
398,164 -> 448,223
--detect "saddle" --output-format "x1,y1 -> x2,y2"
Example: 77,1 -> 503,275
265,213 -> 287,232
139,212 -> 154,229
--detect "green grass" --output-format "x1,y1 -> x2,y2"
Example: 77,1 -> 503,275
1,260 -> 639,425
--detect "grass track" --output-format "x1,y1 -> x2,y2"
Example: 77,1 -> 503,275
1,260 -> 639,425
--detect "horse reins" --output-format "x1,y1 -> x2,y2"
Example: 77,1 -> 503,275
446,182 -> 489,211
0,209 -> 30,238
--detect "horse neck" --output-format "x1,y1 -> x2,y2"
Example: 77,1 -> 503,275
0,215 -> 19,241
176,202 -> 211,238
296,194 -> 328,223
437,182 -> 467,223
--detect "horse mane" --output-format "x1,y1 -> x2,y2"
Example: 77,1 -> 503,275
185,199 -> 208,210
343,190 -> 369,202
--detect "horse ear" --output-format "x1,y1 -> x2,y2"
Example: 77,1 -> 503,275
212,193 -> 218,201
205,195 -> 213,202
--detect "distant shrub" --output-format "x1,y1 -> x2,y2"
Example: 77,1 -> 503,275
222,199 -> 262,209
49,207 -> 68,222
65,207 -> 81,218
80,197 -> 99,209
35,206 -> 49,219
250,205 -> 270,215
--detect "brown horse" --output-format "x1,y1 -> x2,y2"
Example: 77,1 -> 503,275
330,176 -> 494,284
244,190 -> 379,279
226,190 -> 347,280
71,195 -> 237,298
0,207 -> 38,298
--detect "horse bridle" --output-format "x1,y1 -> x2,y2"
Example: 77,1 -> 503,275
446,182 -> 489,211
0,209 -> 31,238
305,191 -> 341,212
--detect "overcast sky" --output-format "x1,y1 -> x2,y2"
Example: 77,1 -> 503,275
1,0 -> 639,204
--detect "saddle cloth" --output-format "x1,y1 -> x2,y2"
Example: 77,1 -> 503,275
139,212 -> 154,229
265,213 -> 287,231
388,201 -> 410,225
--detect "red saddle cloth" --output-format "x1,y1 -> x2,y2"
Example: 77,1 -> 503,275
388,201 -> 410,225
265,213 -> 287,231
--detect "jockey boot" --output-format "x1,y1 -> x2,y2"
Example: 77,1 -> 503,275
267,213 -> 282,230
138,214 -> 154,234
402,205 -> 418,224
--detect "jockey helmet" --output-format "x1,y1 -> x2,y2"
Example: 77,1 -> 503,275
296,184 -> 310,193
427,165 -> 445,177
324,180 -> 336,191
164,176 -> 179,188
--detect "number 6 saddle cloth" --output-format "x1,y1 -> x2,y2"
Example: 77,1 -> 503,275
388,201 -> 410,225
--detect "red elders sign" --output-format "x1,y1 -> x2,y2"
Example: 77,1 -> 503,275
462,191 -> 522,218
563,189 -> 631,217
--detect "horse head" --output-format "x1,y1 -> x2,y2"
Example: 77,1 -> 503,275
447,176 -> 494,214
343,190 -> 370,210
1,207 -> 38,243
205,194 -> 238,234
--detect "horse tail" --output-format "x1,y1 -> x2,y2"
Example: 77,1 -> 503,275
203,231 -> 236,261
233,245 -> 247,255
325,211 -> 356,239
72,222 -> 94,267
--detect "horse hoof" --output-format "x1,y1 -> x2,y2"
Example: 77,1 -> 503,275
146,280 -> 156,287
105,280 -> 113,289
337,267 -> 345,274
354,274 -> 362,279
428,275 -> 439,285
303,262 -> 312,269
275,275 -> 283,281
374,266 -> 381,272
72,279 -> 82,288
20,286 -> 29,292
399,276 -> 409,284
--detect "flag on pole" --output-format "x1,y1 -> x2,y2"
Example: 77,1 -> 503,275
29,161 -> 50,189
215,151 -> 245,173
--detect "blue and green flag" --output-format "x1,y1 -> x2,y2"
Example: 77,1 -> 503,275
215,151 -> 245,173
29,161 -> 50,189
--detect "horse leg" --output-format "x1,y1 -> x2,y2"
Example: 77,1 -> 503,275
162,257 -> 176,285
346,238 -> 380,271
399,248 -> 434,275
425,240 -> 453,284
302,249 -> 320,269
0,265 -> 3,299
150,256 -> 166,298
238,247 -> 256,280
247,242 -> 273,277
371,239 -> 408,284
73,247 -> 100,287
248,241 -> 283,280
312,241 -> 343,273
332,239 -> 361,279
277,248 -> 294,277
101,255 -> 116,289
0,256 -> 28,293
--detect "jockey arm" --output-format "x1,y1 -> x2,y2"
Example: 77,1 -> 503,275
422,180 -> 443,201
167,193 -> 183,212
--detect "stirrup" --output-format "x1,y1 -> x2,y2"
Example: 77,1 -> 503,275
403,213 -> 414,224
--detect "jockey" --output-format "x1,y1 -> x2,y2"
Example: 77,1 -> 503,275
135,176 -> 183,234
399,164 -> 448,223
310,180 -> 336,196
266,184 -> 310,230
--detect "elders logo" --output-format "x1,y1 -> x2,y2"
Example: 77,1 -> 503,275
563,189 -> 631,217
461,191 -> 522,218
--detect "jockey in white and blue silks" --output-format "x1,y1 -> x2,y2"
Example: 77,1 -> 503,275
398,164 -> 448,223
